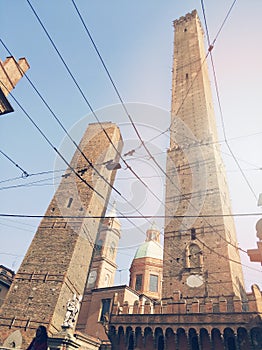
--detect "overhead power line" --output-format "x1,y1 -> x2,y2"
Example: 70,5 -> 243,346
68,1 -> 248,259
23,0 -> 258,269
0,212 -> 260,219
12,2 -> 181,235
0,149 -> 29,178
0,80 -> 103,199
200,0 -> 257,201
1,3 -> 258,289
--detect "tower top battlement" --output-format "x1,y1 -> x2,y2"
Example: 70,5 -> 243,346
173,10 -> 198,26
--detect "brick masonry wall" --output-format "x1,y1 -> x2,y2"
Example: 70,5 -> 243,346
163,11 -> 245,300
0,122 -> 123,348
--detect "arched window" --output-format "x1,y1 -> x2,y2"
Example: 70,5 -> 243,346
109,241 -> 116,258
186,244 -> 203,268
95,239 -> 103,255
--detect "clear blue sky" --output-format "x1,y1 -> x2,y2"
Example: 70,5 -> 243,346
0,1 -> 261,290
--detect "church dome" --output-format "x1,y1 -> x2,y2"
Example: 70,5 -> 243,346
134,240 -> 163,260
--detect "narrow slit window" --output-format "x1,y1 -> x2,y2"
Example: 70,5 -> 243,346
67,197 -> 73,208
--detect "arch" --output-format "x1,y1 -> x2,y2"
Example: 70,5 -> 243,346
185,243 -> 203,268
237,327 -> 251,350
189,328 -> 200,350
199,328 -> 211,350
165,328 -> 175,350
155,327 -> 164,350
250,327 -> 262,349
128,332 -> 135,350
126,326 -> 133,345
144,327 -> 153,350
224,328 -> 236,350
177,328 -> 188,350
108,326 -> 117,349
118,326 -> 125,350
135,327 -> 143,349
211,328 -> 224,350
157,335 -> 164,350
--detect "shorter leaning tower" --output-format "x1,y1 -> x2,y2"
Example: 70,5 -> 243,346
0,122 -> 123,349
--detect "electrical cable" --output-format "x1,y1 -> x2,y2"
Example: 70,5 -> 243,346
200,0 -> 258,201
1,3 -> 258,292
66,2 -> 248,262
0,149 -> 29,178
0,212 -> 260,219
0,28 -> 248,292
23,1 -> 171,215
3,87 -> 103,199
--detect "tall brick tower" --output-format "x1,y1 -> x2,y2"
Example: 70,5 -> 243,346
163,10 -> 245,301
0,122 -> 122,348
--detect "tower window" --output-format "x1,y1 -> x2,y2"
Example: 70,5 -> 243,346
95,239 -> 103,255
186,244 -> 203,268
99,298 -> 111,322
149,274 -> 158,292
184,28 -> 187,32
135,274 -> 142,291
67,197 -> 73,208
109,241 -> 116,258
191,227 -> 196,240
186,73 -> 189,80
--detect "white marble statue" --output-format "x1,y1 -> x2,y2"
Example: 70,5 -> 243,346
62,294 -> 82,328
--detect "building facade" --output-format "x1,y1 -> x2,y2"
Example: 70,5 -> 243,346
0,122 -> 123,349
129,224 -> 163,300
107,10 -> 262,350
0,10 -> 261,350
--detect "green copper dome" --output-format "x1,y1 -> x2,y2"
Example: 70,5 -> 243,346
134,240 -> 163,260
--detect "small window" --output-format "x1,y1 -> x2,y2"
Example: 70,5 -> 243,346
67,197 -> 73,208
95,239 -> 103,255
149,274 -> 158,292
99,298 -> 111,321
109,241 -> 116,258
187,244 -> 203,268
186,73 -> 189,79
191,227 -> 196,240
184,28 -> 187,32
135,274 -> 142,291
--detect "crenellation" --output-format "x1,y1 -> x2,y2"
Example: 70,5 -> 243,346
173,10 -> 198,27
111,285 -> 262,318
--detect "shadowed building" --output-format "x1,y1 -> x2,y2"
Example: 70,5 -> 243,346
107,10 -> 262,350
0,122 -> 123,349
0,10 -> 261,350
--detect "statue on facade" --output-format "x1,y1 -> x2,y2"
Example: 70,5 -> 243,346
102,312 -> 109,333
62,294 -> 82,328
